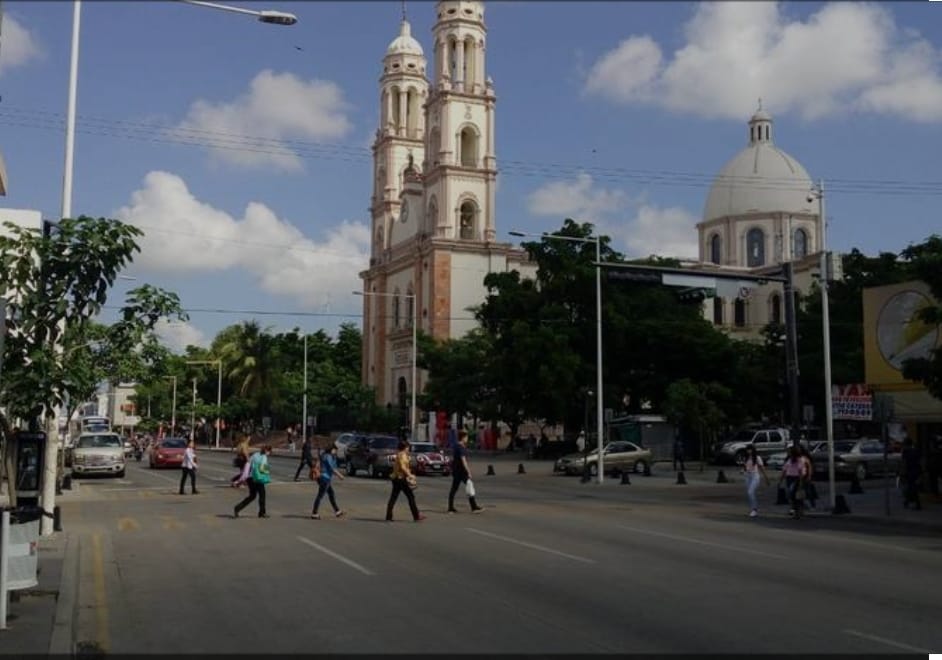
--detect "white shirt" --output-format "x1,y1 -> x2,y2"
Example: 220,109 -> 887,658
183,447 -> 197,470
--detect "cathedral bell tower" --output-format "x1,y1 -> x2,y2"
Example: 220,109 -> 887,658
422,0 -> 496,242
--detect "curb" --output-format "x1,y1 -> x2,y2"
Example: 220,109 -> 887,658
48,532 -> 78,656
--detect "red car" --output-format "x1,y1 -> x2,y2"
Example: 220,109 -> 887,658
150,437 -> 187,469
410,442 -> 452,476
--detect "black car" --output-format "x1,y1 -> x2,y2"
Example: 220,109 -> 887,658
345,434 -> 400,478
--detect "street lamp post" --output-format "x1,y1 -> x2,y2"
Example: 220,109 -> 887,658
186,360 -> 222,448
354,290 -> 417,442
168,375 -> 178,436
190,377 -> 197,442
808,180 -> 836,512
59,0 -> 297,219
510,230 -> 605,484
302,332 -> 308,446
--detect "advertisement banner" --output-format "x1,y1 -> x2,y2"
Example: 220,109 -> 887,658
832,384 -> 873,421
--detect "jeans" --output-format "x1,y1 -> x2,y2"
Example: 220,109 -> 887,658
745,472 -> 760,510
235,479 -> 267,516
294,456 -> 313,481
179,467 -> 197,494
312,478 -> 339,514
448,472 -> 480,511
386,478 -> 420,521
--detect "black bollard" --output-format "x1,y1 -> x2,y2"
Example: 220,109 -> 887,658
676,471 -> 687,485
620,471 -> 631,485
832,494 -> 851,515
517,463 -> 526,475
716,470 -> 729,483
53,505 -> 62,532
486,464 -> 495,476
849,474 -> 864,494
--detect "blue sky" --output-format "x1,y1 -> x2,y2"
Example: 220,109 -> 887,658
0,1 -> 940,351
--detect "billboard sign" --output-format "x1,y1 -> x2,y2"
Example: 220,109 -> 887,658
832,384 -> 872,421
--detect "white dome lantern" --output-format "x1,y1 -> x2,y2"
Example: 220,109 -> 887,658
386,20 -> 424,57
703,108 -> 815,222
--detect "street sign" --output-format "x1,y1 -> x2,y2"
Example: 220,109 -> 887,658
607,270 -> 662,283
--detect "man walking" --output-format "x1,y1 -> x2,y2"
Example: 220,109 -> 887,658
294,434 -> 315,482
179,439 -> 199,495
448,430 -> 483,514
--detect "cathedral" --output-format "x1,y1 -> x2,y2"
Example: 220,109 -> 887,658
359,1 -> 534,421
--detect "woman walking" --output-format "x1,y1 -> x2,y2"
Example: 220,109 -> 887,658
448,430 -> 483,513
386,440 -> 425,522
179,439 -> 199,495
779,446 -> 808,519
311,444 -> 345,519
230,439 -> 250,487
741,445 -> 768,517
234,445 -> 272,518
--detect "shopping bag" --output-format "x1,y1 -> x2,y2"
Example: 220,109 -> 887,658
465,479 -> 476,497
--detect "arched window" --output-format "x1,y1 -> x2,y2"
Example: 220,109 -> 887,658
713,297 -> 724,325
770,293 -> 782,325
391,88 -> 401,127
464,36 -> 476,86
406,89 -> 418,136
459,201 -> 476,239
428,128 -> 441,166
406,286 -> 415,328
459,126 -> 478,167
734,298 -> 747,327
710,234 -> 722,265
746,228 -> 765,267
793,228 -> 808,259
393,290 -> 401,329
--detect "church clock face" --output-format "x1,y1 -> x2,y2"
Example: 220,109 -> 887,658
400,200 -> 409,223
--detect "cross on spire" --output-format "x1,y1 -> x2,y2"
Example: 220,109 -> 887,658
757,97 -> 763,111
401,0 -> 407,22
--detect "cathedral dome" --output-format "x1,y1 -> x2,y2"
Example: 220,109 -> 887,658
703,108 -> 815,222
386,20 -> 424,57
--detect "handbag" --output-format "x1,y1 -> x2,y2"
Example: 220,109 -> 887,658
406,475 -> 418,490
465,479 -> 476,497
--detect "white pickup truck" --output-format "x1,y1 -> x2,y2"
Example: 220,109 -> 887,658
714,428 -> 791,465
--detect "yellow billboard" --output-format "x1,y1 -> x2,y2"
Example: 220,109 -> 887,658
863,280 -> 941,388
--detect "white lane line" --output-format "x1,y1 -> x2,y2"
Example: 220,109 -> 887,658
843,629 -> 930,653
616,524 -> 790,561
297,536 -> 375,576
466,528 -> 595,564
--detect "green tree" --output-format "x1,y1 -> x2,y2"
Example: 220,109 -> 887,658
663,379 -> 730,468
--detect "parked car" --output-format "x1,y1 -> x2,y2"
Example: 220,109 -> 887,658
410,442 -> 451,476
71,432 -> 126,478
766,441 -> 825,472
812,439 -> 900,481
149,437 -> 188,469
714,428 -> 791,465
554,441 -> 652,477
345,434 -> 400,478
333,432 -> 357,465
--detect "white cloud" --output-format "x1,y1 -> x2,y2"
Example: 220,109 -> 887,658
526,172 -> 630,224
176,70 -> 354,170
584,2 -> 942,122
114,171 -> 370,309
155,319 -> 208,353
526,174 -> 699,259
0,15 -> 42,75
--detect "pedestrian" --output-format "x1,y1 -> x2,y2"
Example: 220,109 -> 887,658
741,444 -> 768,517
778,446 -> 807,519
294,434 -> 315,482
234,445 -> 272,519
799,445 -> 818,510
673,437 -> 686,472
901,437 -> 922,511
311,444 -> 345,519
448,430 -> 484,514
576,431 -> 586,453
179,439 -> 199,495
231,439 -> 250,487
385,439 -> 425,522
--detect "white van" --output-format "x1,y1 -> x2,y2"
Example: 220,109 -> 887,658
71,432 -> 126,478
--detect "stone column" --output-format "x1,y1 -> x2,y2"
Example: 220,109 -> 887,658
455,39 -> 465,90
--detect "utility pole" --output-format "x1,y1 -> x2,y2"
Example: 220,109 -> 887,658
782,261 -> 801,444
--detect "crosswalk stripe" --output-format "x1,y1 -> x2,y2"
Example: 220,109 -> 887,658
117,517 -> 140,532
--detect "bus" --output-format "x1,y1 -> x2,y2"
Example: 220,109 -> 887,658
81,416 -> 111,433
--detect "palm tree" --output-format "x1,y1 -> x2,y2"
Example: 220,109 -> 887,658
217,321 -> 276,417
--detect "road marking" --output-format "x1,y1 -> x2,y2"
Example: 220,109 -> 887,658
160,516 -> 184,531
843,629 -> 930,653
117,517 -> 140,532
91,534 -> 110,652
466,528 -> 595,564
616,524 -> 791,561
296,536 -> 375,576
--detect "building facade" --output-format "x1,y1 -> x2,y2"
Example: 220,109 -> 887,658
360,1 -> 534,415
695,107 -> 826,337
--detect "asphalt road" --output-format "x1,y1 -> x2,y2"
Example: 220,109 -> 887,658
59,451 -> 941,654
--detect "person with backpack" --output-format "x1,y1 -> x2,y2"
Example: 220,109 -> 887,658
234,445 -> 272,518
311,444 -> 345,519
294,435 -> 315,482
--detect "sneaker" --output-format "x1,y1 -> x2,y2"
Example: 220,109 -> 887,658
472,507 -> 484,514
414,514 -> 427,522
335,510 -> 345,518
447,508 -> 458,514
310,513 -> 320,520
749,509 -> 758,518
233,507 -> 240,519
258,513 -> 270,519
